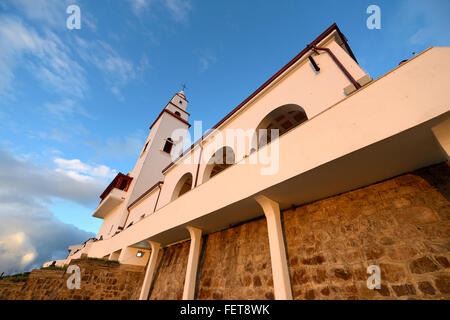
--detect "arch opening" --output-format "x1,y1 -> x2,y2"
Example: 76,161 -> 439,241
171,172 -> 193,201
254,104 -> 308,148
202,146 -> 236,183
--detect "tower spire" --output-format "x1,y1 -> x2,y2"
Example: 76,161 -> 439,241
177,84 -> 187,101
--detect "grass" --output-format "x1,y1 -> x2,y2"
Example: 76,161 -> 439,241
83,257 -> 120,265
0,272 -> 31,283
40,265 -> 68,271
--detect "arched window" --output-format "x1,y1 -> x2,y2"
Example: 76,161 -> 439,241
174,111 -> 181,117
202,146 -> 235,183
171,172 -> 194,201
254,104 -> 308,148
162,138 -> 174,154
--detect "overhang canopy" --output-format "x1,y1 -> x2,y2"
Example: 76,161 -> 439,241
93,188 -> 126,219
99,172 -> 132,201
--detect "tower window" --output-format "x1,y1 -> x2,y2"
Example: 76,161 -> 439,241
163,138 -> 174,154
175,111 -> 181,117
179,100 -> 182,104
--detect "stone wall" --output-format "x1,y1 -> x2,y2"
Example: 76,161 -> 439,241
148,241 -> 190,300
196,218 -> 274,300
283,162 -> 450,299
0,258 -> 145,300
0,279 -> 27,300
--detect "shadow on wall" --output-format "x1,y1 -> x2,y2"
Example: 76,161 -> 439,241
415,162 -> 450,202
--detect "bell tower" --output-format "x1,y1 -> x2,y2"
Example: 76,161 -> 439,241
126,90 -> 191,207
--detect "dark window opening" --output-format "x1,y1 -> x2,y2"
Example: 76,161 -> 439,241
163,138 -> 173,154
175,111 -> 181,117
178,177 -> 192,196
118,179 -> 128,190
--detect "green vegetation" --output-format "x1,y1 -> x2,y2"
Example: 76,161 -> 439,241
40,265 -> 67,271
0,272 -> 31,283
83,257 -> 120,265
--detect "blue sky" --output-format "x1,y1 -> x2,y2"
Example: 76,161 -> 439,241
0,0 -> 449,274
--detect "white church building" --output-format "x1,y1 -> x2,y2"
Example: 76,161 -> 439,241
43,24 -> 450,300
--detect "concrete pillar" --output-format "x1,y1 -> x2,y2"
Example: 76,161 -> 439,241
139,241 -> 161,300
432,116 -> 450,160
118,248 -> 127,263
109,250 -> 120,261
182,226 -> 202,300
255,195 -> 293,300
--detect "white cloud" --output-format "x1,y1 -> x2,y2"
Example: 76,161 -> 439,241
5,0 -> 97,31
0,232 -> 36,272
0,15 -> 87,98
165,0 -> 192,22
0,148 -> 112,208
0,147 -> 100,275
29,122 -> 89,143
21,252 -> 36,266
54,158 -> 92,173
54,158 -> 117,181
0,208 -> 94,275
44,99 -> 91,121
393,0 -> 450,46
0,5 -> 142,101
196,49 -> 217,72
5,0 -> 72,27
129,0 -> 151,14
74,37 -> 146,99
129,0 -> 192,22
